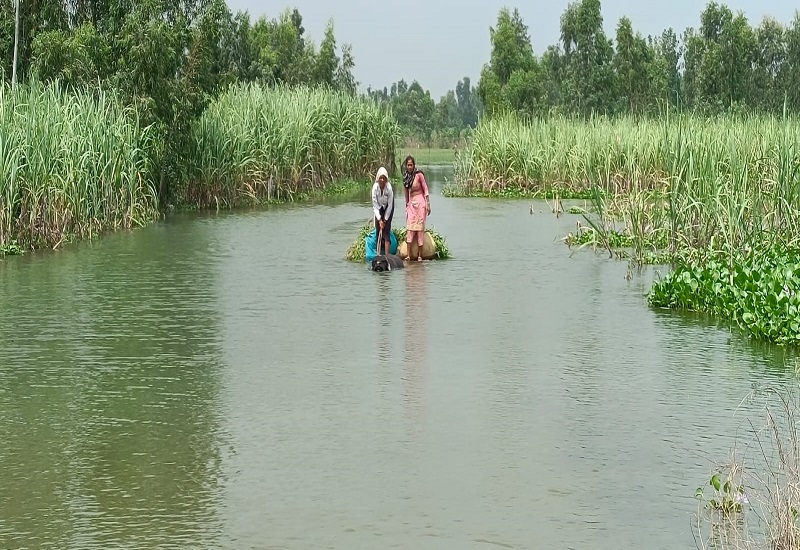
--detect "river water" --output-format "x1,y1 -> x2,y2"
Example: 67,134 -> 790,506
1,167 -> 798,549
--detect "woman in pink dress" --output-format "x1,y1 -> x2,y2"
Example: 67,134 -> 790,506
402,155 -> 431,261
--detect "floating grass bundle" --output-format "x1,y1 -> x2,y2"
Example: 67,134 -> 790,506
345,221 -> 451,262
0,79 -> 159,251
185,83 -> 401,209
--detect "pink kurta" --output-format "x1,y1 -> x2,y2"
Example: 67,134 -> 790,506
404,172 -> 429,233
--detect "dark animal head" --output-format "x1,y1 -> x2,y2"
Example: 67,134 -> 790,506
371,256 -> 391,272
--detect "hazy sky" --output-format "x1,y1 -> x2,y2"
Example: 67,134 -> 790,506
227,1 -> 798,99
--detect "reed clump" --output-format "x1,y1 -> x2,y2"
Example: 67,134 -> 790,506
693,386 -> 800,550
454,112 -> 800,345
184,83 -> 402,209
0,79 -> 159,251
454,113 -> 800,255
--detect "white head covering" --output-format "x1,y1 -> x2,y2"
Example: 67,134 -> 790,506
375,166 -> 389,183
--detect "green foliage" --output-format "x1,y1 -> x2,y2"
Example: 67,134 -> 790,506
474,2 -> 800,121
321,179 -> 363,196
695,468 -> 748,515
397,148 -> 456,166
477,7 -> 544,118
0,79 -> 159,251
441,183 -> 599,200
393,226 -> 451,260
563,226 -> 633,249
345,222 -> 451,262
453,113 -> 800,248
184,83 -> 400,209
559,0 -> 616,116
368,77 -> 482,148
0,240 -> 24,256
649,244 -> 800,345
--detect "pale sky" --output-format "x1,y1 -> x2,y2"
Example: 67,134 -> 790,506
230,1 -> 799,99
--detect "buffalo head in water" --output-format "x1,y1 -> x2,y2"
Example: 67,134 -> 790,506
371,254 -> 405,272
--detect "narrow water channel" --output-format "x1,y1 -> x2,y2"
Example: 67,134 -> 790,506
1,167 -> 796,549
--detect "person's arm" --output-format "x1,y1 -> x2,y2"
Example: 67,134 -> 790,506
404,185 -> 409,206
419,173 -> 431,213
418,172 -> 430,197
385,183 -> 394,220
371,182 -> 381,220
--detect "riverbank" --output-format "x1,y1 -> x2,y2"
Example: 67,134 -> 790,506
397,147 -> 456,167
0,81 -> 400,253
446,112 -> 800,346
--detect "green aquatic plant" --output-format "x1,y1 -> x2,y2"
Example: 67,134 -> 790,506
321,179 -> 365,196
649,243 -> 800,345
696,467 -> 748,515
441,182 -> 599,200
0,240 -> 24,256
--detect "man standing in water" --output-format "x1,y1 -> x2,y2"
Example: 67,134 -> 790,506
372,166 -> 394,255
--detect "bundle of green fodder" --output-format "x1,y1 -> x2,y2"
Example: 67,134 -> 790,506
344,221 -> 450,262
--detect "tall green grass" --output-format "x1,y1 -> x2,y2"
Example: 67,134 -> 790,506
455,112 -> 800,345
453,113 -> 800,253
0,80 -> 159,250
185,83 -> 402,208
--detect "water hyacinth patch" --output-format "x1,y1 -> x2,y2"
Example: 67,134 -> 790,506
649,244 -> 800,345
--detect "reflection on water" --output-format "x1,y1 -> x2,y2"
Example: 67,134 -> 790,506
375,271 -> 392,367
402,263 -> 429,432
0,223 -> 226,549
1,171 -> 799,549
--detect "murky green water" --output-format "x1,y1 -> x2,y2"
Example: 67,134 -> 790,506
1,167 -> 798,549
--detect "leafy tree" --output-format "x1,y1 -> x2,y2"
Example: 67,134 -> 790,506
314,19 -> 338,88
559,0 -> 615,116
478,7 -> 543,116
751,16 -> 787,112
613,16 -> 651,114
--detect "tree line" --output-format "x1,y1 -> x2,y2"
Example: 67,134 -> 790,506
1,0 -> 799,158
479,1 -> 800,118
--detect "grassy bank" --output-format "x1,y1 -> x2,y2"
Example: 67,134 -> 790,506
397,147 -> 457,167
448,112 -> 800,203
451,112 -> 800,345
184,83 -> 401,209
0,80 -> 159,251
0,81 -> 400,253
451,112 -> 800,254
